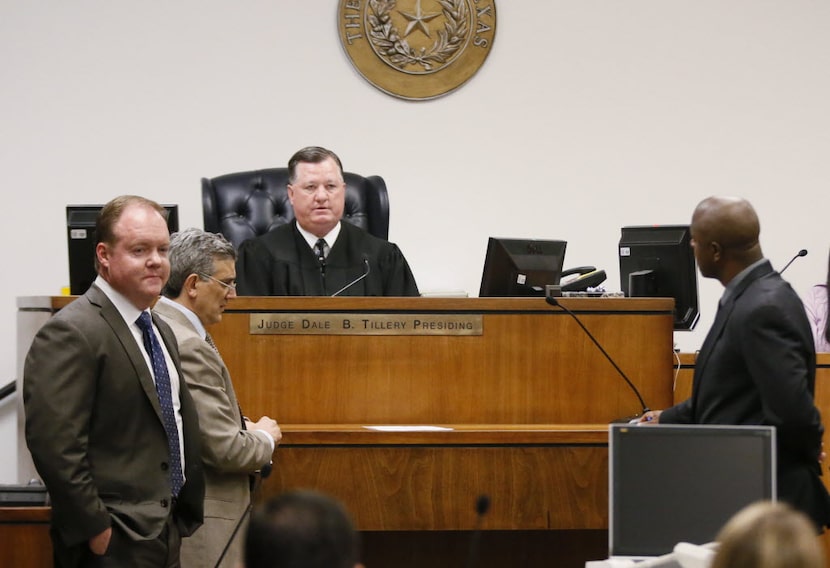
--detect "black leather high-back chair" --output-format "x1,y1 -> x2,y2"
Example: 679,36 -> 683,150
202,168 -> 390,249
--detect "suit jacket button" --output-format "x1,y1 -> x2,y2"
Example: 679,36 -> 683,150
161,498 -> 169,508
161,462 -> 169,471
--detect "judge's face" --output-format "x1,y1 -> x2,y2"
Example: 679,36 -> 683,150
96,203 -> 170,310
287,157 -> 345,237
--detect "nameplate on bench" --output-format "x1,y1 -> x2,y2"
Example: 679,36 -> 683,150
250,313 -> 483,336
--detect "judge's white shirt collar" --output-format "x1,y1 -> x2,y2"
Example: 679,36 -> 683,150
297,221 -> 341,251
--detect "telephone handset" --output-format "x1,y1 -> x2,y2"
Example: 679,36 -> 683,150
560,265 -> 607,292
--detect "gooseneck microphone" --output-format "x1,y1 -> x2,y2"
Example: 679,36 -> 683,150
213,462 -> 272,568
464,494 -> 491,568
545,296 -> 650,419
780,248 -> 808,274
331,257 -> 371,296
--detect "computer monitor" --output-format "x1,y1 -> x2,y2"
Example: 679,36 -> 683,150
609,424 -> 776,559
618,225 -> 700,331
67,204 -> 179,295
479,237 -> 567,297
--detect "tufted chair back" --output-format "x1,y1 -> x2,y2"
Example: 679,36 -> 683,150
202,168 -> 390,249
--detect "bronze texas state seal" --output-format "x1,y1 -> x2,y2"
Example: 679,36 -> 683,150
338,0 -> 497,100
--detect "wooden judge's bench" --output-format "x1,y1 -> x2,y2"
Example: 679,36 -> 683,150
7,296 -> 830,567
215,296 -> 675,568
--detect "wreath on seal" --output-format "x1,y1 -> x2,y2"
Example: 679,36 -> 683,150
367,0 -> 469,72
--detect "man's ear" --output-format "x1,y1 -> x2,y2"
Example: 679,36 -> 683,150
710,241 -> 722,262
184,273 -> 201,299
96,242 -> 109,271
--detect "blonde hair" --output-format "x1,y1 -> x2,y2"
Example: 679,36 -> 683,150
712,501 -> 824,568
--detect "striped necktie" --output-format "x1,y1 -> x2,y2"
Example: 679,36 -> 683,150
206,333 -> 246,430
205,333 -> 220,354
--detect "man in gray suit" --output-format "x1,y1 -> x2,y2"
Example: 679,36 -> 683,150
640,196 -> 830,530
24,195 -> 205,567
154,227 -> 281,568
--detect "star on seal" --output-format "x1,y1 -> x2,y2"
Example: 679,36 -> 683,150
338,0 -> 497,100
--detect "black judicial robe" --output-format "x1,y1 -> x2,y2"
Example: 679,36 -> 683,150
235,221 -> 420,297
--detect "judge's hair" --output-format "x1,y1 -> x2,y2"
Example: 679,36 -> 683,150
288,146 -> 344,184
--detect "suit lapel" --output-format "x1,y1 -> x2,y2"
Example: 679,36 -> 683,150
154,312 -> 183,375
89,285 -> 165,419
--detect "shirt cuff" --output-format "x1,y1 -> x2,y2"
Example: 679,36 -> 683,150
251,428 -> 275,452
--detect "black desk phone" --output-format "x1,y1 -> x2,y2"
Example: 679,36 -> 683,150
560,266 -> 607,292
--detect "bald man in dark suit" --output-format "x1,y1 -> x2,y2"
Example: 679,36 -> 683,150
640,196 -> 830,530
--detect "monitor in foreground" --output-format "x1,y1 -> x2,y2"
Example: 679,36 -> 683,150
609,424 -> 775,559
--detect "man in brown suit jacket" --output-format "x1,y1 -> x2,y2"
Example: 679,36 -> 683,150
154,227 -> 281,568
24,196 -> 205,567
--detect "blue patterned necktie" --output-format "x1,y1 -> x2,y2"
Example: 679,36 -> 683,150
136,311 -> 184,496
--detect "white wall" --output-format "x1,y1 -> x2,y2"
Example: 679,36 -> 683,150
2,1 -> 828,482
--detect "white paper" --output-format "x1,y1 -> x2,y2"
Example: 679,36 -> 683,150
363,425 -> 454,432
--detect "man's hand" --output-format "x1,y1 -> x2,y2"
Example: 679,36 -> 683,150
88,527 -> 112,556
637,410 -> 663,424
249,416 -> 282,444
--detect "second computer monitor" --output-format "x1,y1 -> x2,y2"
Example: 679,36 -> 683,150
618,224 -> 700,331
479,237 -> 567,297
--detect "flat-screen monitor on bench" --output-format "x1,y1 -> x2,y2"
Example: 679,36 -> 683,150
618,224 -> 700,331
67,204 -> 179,295
479,237 -> 567,297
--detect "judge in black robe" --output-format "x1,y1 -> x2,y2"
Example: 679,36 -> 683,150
235,220 -> 419,296
236,146 -> 419,297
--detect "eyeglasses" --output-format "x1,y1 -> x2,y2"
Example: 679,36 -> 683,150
197,272 -> 237,291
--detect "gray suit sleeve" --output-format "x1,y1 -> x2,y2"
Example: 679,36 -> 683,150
177,335 -> 273,472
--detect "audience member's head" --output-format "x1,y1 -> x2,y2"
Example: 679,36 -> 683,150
711,501 -> 825,568
244,489 -> 363,568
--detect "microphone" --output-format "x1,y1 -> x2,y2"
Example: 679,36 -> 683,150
213,461 -> 271,568
545,295 -> 650,421
464,494 -> 490,568
331,257 -> 370,296
779,248 -> 807,274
